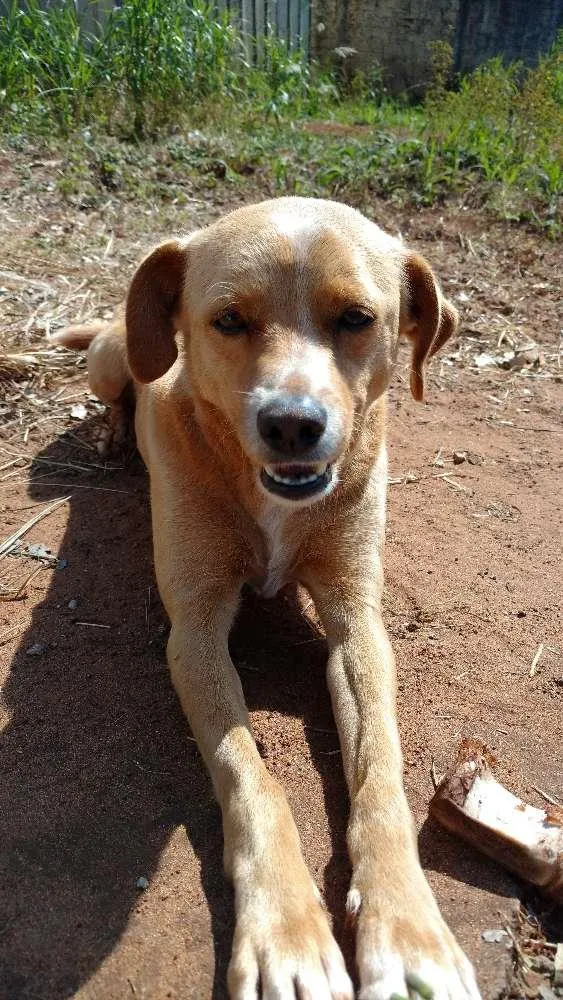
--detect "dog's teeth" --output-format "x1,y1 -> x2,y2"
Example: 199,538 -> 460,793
264,464 -> 329,488
269,472 -> 321,485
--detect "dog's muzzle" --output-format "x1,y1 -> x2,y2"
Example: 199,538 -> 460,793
256,394 -> 336,501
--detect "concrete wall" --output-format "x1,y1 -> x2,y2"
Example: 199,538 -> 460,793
454,0 -> 562,75
312,0 -> 563,94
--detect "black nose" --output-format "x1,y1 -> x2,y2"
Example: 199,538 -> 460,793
257,396 -> 327,456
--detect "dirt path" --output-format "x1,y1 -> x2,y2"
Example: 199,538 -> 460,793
0,166 -> 561,999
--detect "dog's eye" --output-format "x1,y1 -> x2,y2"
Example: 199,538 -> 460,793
339,308 -> 374,330
214,309 -> 247,334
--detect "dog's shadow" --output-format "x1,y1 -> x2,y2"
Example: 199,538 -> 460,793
0,421 -> 355,1000
0,420 -> 516,1000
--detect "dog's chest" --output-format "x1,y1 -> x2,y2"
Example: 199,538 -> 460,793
256,507 -> 297,599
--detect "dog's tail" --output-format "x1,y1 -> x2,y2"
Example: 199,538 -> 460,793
51,321 -> 106,351
52,316 -> 131,406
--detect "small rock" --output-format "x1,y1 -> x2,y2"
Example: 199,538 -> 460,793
27,543 -> 52,559
68,598 -> 78,610
467,452 -> 484,466
473,352 -> 497,368
506,346 -> 545,371
453,451 -> 467,464
520,347 -> 544,367
26,643 -> 47,656
135,876 -> 149,890
481,928 -> 509,944
70,403 -> 88,420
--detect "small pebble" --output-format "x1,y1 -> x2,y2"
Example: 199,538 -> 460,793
453,450 -> 467,464
481,928 -> 509,944
68,599 -> 78,610
135,876 -> 149,890
26,643 -> 47,657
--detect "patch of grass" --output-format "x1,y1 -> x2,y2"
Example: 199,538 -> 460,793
0,0 -> 333,135
0,1 -> 561,233
0,0 -> 97,131
420,42 -> 563,231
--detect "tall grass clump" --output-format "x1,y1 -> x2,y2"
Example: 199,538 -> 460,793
0,0 -> 242,133
0,0 -> 96,130
100,0 -> 240,135
0,0 -> 334,134
243,33 -> 337,120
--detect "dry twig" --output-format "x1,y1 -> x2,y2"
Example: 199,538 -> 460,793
0,495 -> 71,558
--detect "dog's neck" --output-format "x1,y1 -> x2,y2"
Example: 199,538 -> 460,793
255,503 -> 297,598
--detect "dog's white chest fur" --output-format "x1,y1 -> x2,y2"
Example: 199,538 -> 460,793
257,505 -> 297,599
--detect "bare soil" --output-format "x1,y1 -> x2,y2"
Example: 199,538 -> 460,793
0,148 -> 561,1000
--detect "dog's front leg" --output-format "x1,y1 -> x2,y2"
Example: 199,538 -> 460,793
308,576 -> 481,1000
165,594 -> 353,1000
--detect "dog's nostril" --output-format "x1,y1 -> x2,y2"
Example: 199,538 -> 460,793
264,424 -> 283,446
257,396 -> 327,456
299,419 -> 324,448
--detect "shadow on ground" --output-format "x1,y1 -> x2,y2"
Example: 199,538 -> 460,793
0,423 -> 352,999
0,421 -> 518,999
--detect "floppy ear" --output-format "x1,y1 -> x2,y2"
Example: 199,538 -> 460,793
126,240 -> 188,384
400,252 -> 458,401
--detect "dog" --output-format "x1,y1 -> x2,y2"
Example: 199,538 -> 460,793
55,197 -> 480,1000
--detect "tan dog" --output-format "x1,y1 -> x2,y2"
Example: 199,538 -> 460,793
56,197 -> 480,1000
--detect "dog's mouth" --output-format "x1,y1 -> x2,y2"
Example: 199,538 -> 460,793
260,462 -> 332,501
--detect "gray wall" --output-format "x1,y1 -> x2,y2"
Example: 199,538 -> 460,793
454,0 -> 562,75
312,0 -> 563,94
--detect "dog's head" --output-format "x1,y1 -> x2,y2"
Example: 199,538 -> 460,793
126,198 -> 457,506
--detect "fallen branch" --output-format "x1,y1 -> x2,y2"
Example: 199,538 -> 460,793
429,739 -> 563,901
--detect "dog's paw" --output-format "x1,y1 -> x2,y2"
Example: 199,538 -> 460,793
227,886 -> 353,1000
348,881 -> 481,1000
92,403 -> 131,456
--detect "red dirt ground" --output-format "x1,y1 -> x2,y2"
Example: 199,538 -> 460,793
0,175 -> 561,1000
